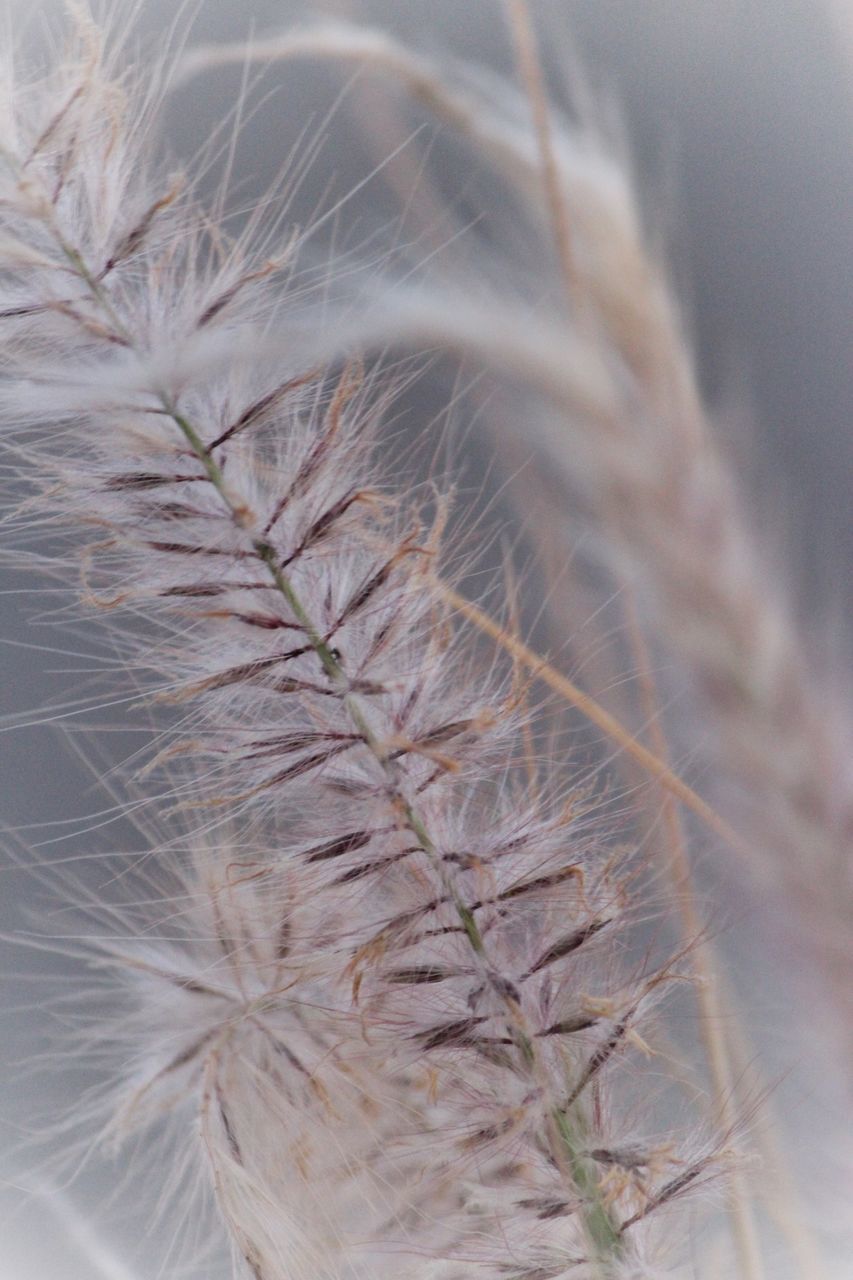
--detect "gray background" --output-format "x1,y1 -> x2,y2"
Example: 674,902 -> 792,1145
1,2 -> 850,1277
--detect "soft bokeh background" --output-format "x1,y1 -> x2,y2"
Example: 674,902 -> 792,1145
1,2 -> 850,1276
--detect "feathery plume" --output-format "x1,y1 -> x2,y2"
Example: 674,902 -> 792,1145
0,12 -> 731,1280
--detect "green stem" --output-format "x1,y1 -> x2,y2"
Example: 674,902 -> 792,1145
555,1107 -> 623,1263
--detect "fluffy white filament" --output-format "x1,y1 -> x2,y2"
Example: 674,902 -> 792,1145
0,12 -> 754,1280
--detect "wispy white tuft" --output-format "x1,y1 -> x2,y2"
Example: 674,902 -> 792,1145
1,9 -> 803,1280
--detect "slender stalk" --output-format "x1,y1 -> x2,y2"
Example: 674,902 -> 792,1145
504,0 -> 579,309
623,591 -> 764,1280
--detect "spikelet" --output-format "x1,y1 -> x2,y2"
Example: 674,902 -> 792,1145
0,13 -> 730,1280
